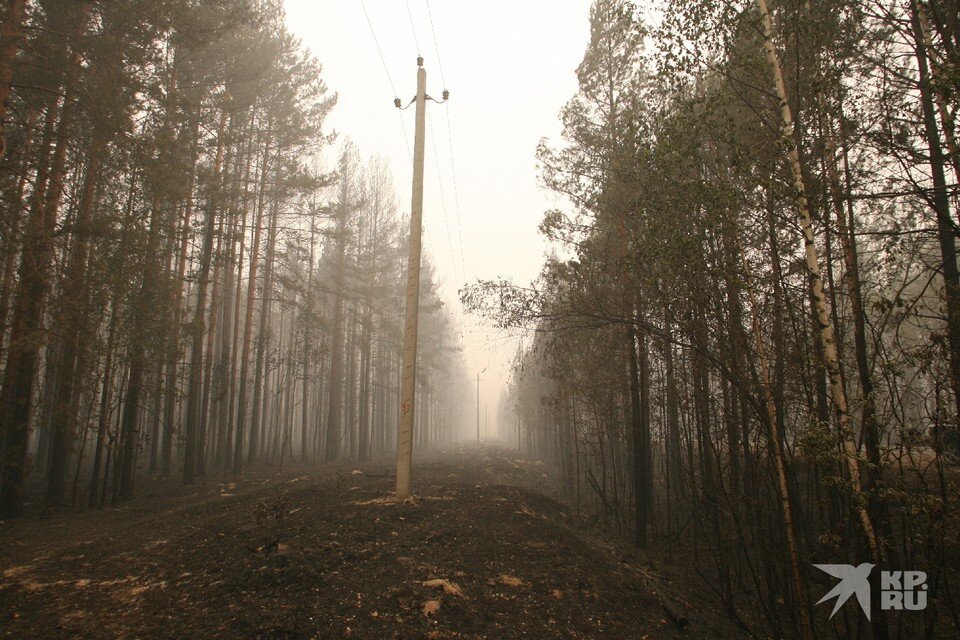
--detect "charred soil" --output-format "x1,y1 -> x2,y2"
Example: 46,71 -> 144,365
0,444 -> 739,639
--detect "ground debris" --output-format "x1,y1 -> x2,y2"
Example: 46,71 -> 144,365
422,599 -> 441,617
423,578 -> 464,597
499,574 -> 524,588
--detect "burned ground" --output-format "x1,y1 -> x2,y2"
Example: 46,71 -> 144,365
0,444 -> 739,639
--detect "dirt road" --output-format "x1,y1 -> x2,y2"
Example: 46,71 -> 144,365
0,444 -> 737,639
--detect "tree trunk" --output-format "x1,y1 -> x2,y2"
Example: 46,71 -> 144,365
0,2 -> 89,514
0,104 -> 37,365
324,204 -> 348,461
233,133 -> 269,468
197,203 -> 225,479
756,0 -> 880,561
358,308 -> 372,460
161,120 -> 200,478
910,1 -> 960,420
46,136 -> 104,506
247,175 -> 279,466
0,0 -> 28,159
819,97 -> 891,549
627,315 -> 651,548
301,202 -> 316,462
663,317 -> 682,522
182,109 -> 228,484
738,231 -> 813,640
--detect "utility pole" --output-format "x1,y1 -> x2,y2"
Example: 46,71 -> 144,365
395,58 -> 447,500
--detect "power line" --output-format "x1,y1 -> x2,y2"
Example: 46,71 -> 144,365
442,104 -> 468,281
397,113 -> 413,162
412,0 -> 477,375
428,110 -> 464,283
400,4 -> 475,373
424,0 -> 447,88
357,0 -> 412,160
421,0 -> 461,275
358,0 -> 398,98
416,1 -> 463,286
404,0 -> 421,55
358,0 -> 479,390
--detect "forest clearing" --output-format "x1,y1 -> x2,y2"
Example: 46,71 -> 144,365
0,444 -> 740,639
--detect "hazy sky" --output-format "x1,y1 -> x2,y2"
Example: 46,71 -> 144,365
283,0 -> 593,436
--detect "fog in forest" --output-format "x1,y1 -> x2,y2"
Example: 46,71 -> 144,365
0,1 -> 958,639
284,0 -> 594,434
